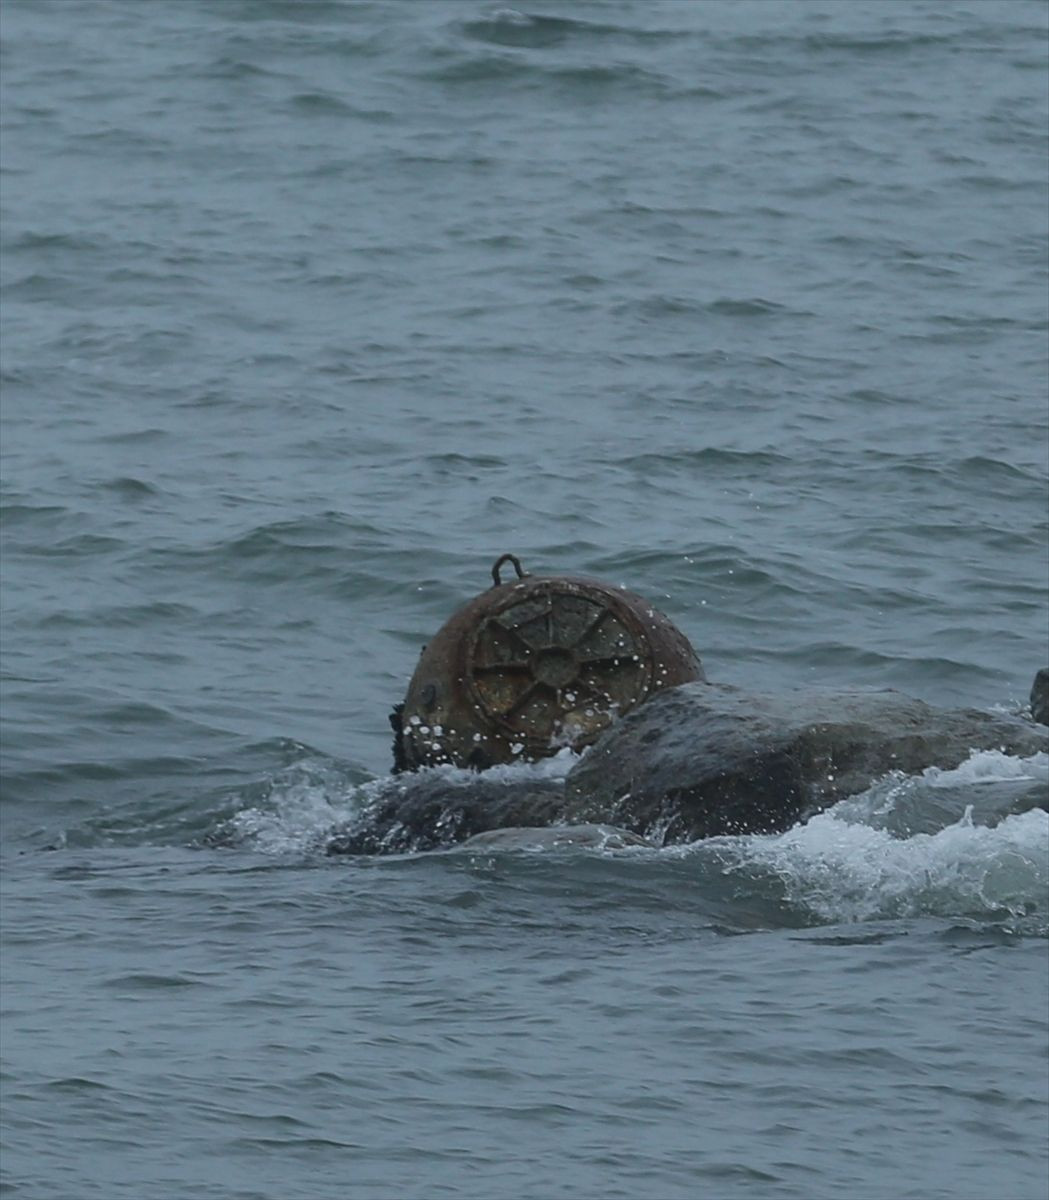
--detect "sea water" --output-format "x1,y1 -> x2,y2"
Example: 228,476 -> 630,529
1,2 -> 1047,1197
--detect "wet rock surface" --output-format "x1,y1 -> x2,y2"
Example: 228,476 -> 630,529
1031,668 -> 1049,727
329,679 -> 1047,855
561,682 -> 1047,843
325,773 -> 568,855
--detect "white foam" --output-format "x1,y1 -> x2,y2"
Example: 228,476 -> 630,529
714,753 -> 1048,925
490,8 -> 531,26
223,779 -> 358,855
922,748 -> 1048,788
403,746 -> 582,788
221,748 -> 1048,933
222,749 -> 582,855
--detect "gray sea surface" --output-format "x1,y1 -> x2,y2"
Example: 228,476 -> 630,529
1,1 -> 1047,1198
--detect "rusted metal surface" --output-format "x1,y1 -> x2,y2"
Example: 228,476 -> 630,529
392,555 -> 705,771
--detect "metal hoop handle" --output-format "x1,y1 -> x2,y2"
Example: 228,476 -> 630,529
491,554 -> 528,587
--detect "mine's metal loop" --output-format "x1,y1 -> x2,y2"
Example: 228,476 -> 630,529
491,553 -> 527,587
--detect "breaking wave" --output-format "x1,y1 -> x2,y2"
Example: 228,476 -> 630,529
717,787 -> 1047,929
214,748 -> 1048,932
219,749 -> 580,856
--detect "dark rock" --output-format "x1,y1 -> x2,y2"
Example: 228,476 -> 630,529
326,772 -> 568,855
1031,668 -> 1049,726
561,682 -> 1048,844
330,679 -> 1047,855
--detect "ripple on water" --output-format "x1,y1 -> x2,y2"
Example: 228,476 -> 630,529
2,1 -> 1047,1197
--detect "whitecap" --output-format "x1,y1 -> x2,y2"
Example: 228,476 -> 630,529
712,750 -> 1049,926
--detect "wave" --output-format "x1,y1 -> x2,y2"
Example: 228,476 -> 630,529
200,748 -> 1048,933
459,11 -> 684,52
708,752 -> 1047,929
217,750 -> 579,856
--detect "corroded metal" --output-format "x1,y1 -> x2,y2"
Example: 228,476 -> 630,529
392,555 -> 705,771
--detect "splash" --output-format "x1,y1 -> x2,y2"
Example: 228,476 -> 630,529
715,751 -> 1048,927
922,748 -> 1048,788
220,776 -> 358,855
216,747 -> 1047,932
220,749 -> 582,856
428,746 -> 582,785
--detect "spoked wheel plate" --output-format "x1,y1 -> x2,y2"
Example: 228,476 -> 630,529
466,588 -> 652,747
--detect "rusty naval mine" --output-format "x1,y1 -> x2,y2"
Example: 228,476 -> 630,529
391,554 -> 705,771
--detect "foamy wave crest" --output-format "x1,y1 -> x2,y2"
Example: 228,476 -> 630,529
221,749 -> 582,855
222,777 -> 364,855
825,749 -> 1048,836
408,746 -> 581,787
716,750 -> 1049,927
923,749 -> 1048,788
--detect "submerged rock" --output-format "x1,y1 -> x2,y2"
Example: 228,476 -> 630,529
561,682 -> 1048,844
458,824 -> 654,851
